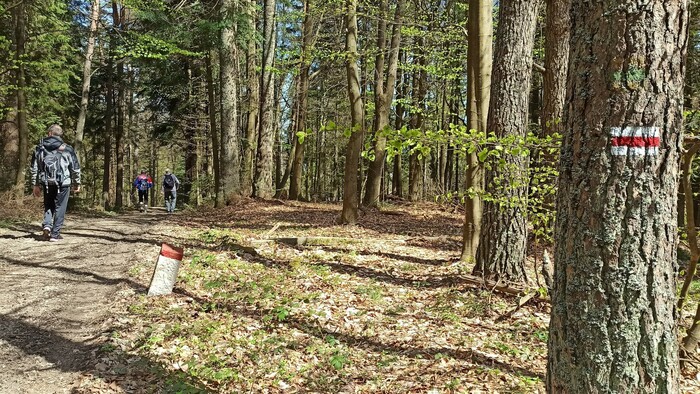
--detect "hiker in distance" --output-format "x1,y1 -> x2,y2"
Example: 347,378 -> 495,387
162,169 -> 180,213
30,124 -> 81,242
133,170 -> 153,212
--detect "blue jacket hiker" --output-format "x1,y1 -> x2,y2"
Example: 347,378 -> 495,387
133,171 -> 153,209
30,124 -> 81,242
162,169 -> 180,213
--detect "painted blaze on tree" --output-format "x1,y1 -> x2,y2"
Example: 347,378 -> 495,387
547,1 -> 687,393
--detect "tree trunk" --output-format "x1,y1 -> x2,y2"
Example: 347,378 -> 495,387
241,0 -> 258,197
219,0 -> 242,202
473,0 -> 541,281
13,1 -> 28,192
363,0 -> 405,207
103,13 -> 116,210
547,1 -> 687,392
75,0 -> 100,161
542,0 -> 570,137
290,0 -> 317,201
112,1 -> 125,209
678,146 -> 700,310
338,0 -> 364,224
205,53 -> 222,207
408,39 -> 428,202
254,0 -> 277,199
461,0 -> 492,261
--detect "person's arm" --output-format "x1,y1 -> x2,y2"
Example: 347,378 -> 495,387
148,176 -> 153,188
30,146 -> 41,197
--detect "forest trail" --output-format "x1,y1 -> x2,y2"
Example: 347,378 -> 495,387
0,210 -> 168,394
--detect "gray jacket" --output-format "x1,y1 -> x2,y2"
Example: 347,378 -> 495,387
30,136 -> 81,187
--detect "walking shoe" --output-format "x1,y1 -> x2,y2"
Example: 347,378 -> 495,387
42,227 -> 50,239
49,235 -> 63,242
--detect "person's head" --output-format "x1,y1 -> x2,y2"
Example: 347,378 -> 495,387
47,124 -> 63,137
165,168 -> 171,175
140,169 -> 146,175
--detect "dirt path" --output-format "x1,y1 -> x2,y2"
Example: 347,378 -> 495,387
0,209 -> 170,394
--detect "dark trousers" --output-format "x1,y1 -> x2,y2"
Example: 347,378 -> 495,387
138,190 -> 149,204
42,185 -> 70,238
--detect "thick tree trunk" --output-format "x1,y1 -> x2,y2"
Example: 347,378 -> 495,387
219,0 -> 242,202
338,0 -> 364,224
461,0 -> 492,261
254,0 -> 277,199
473,0 -> 541,281
75,0 -> 100,160
547,1 -> 687,392
363,0 -> 405,207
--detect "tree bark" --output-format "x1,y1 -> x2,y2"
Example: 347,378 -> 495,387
461,0 -> 492,261
254,0 -> 277,199
290,0 -> 317,201
473,0 -> 541,281
13,1 -> 28,192
205,53 -> 222,207
338,0 -> 364,224
547,1 -> 687,392
241,0 -> 258,197
678,145 -> 700,310
363,0 -> 405,207
408,40 -> 427,202
219,0 -> 242,202
542,0 -> 570,137
75,0 -> 100,161
113,1 -> 125,209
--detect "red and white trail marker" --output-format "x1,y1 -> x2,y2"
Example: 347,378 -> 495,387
610,126 -> 660,156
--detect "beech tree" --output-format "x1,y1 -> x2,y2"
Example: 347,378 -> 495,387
338,0 -> 364,224
461,0 -> 492,261
547,1 -> 688,392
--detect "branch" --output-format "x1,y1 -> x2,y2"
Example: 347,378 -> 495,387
533,63 -> 546,74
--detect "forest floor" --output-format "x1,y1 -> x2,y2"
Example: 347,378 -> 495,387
1,198 -> 700,393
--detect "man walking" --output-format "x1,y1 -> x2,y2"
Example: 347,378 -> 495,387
30,124 -> 81,241
162,168 -> 180,213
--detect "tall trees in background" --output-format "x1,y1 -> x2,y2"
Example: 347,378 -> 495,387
461,0 -> 492,261
241,0 -> 258,198
254,0 -> 278,199
363,0 -> 405,207
289,0 -> 319,201
219,0 -> 242,202
339,0 -> 364,224
542,0 -> 569,137
547,0 -> 687,391
74,0 -> 100,160
473,0 -> 541,281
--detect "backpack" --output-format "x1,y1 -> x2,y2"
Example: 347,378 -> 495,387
163,174 -> 175,190
40,143 -> 67,186
137,177 -> 149,190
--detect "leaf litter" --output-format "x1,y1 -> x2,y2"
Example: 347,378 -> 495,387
71,200 -> 700,393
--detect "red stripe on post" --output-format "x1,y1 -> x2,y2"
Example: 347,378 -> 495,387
160,243 -> 184,260
611,136 -> 660,148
